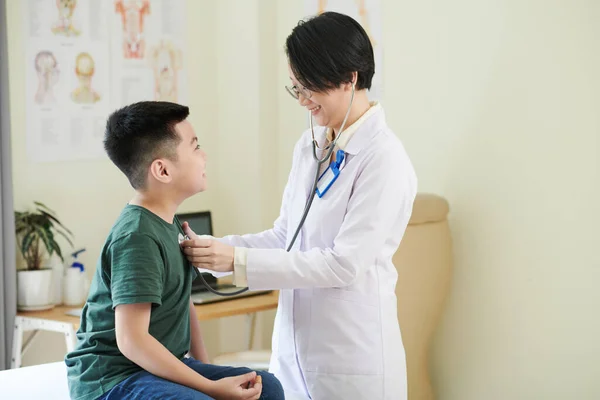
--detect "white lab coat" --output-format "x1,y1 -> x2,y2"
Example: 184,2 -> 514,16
220,106 -> 417,400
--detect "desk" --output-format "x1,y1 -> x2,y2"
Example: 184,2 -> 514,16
12,291 -> 279,368
17,291 -> 278,329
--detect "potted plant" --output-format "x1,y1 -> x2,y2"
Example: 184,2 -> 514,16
15,201 -> 73,310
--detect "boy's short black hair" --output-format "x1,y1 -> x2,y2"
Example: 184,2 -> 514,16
285,11 -> 375,92
104,101 -> 189,189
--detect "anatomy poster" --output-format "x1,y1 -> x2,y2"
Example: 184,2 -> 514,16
24,0 -> 111,162
111,0 -> 188,108
304,0 -> 383,101
22,0 -> 188,163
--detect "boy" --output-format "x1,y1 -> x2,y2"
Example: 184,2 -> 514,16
65,101 -> 284,400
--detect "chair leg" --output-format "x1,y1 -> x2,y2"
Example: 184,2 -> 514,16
246,313 -> 257,350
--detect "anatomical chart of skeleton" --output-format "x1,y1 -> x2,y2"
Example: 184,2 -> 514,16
111,0 -> 188,108
24,0 -> 111,162
304,0 -> 383,101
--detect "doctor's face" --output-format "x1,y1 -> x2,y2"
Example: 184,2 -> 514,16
171,120 -> 207,196
288,65 -> 354,133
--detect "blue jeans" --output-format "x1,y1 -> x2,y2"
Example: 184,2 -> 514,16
98,357 -> 285,399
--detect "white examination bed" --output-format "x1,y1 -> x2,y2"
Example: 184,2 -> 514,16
0,362 -> 70,399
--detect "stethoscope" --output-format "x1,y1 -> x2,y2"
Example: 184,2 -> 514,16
186,84 -> 356,296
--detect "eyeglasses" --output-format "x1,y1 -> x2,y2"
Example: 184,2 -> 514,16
285,84 -> 312,100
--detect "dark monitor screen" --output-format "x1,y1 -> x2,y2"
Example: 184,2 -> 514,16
176,211 -> 213,237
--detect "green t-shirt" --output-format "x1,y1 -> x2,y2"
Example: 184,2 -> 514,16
65,204 -> 199,400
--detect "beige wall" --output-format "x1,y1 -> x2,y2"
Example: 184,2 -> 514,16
383,2 -> 600,399
6,0 -> 600,399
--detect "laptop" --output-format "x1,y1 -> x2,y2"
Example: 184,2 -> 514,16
176,211 -> 272,304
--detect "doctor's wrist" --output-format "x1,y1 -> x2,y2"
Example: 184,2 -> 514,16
233,247 -> 249,287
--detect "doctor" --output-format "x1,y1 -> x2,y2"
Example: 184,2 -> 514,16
181,11 -> 417,400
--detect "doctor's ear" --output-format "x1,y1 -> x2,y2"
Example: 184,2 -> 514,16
148,159 -> 173,184
345,72 -> 358,91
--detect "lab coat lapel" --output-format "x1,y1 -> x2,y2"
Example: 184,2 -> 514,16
286,110 -> 386,251
343,107 -> 387,155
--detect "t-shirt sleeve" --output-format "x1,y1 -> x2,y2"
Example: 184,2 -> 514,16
108,233 -> 165,308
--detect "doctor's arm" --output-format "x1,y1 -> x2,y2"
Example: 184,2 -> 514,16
245,150 -> 416,289
184,149 -> 416,290
182,142 -> 301,251
180,172 -> 294,284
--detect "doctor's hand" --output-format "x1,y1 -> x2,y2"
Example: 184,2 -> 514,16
206,372 -> 262,400
180,223 -> 234,273
181,221 -> 200,240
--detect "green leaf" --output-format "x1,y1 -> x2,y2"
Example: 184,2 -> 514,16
54,227 -> 74,247
21,230 -> 37,257
33,214 -> 47,227
15,221 -> 29,235
49,236 -> 64,262
15,203 -> 73,265
39,210 -> 73,236
36,225 -> 54,256
15,212 -> 31,227
34,201 -> 57,216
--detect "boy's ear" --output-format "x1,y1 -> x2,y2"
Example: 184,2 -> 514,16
148,158 -> 172,184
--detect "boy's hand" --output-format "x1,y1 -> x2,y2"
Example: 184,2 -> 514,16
206,371 -> 262,400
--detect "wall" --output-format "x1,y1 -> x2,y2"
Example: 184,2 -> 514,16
211,0 -> 280,355
386,1 -> 599,399
6,0 -> 600,399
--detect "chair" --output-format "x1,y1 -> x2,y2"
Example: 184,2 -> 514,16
211,312 -> 271,370
394,193 -> 453,400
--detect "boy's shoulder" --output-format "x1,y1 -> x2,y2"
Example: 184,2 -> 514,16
104,205 -> 178,250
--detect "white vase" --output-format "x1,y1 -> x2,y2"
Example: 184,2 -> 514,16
17,269 -> 55,311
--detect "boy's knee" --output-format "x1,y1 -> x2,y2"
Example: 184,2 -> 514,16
256,371 -> 284,399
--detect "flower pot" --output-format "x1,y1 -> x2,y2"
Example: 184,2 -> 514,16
17,269 -> 55,311
42,253 -> 65,305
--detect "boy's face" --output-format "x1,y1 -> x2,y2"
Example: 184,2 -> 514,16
170,120 -> 207,196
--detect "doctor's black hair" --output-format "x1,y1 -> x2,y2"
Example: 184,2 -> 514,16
285,11 -> 375,92
104,101 -> 189,190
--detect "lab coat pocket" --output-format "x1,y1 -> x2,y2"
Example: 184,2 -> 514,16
321,286 -> 379,306
305,289 -> 383,375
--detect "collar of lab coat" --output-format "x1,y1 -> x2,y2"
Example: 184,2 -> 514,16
300,102 -> 386,155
